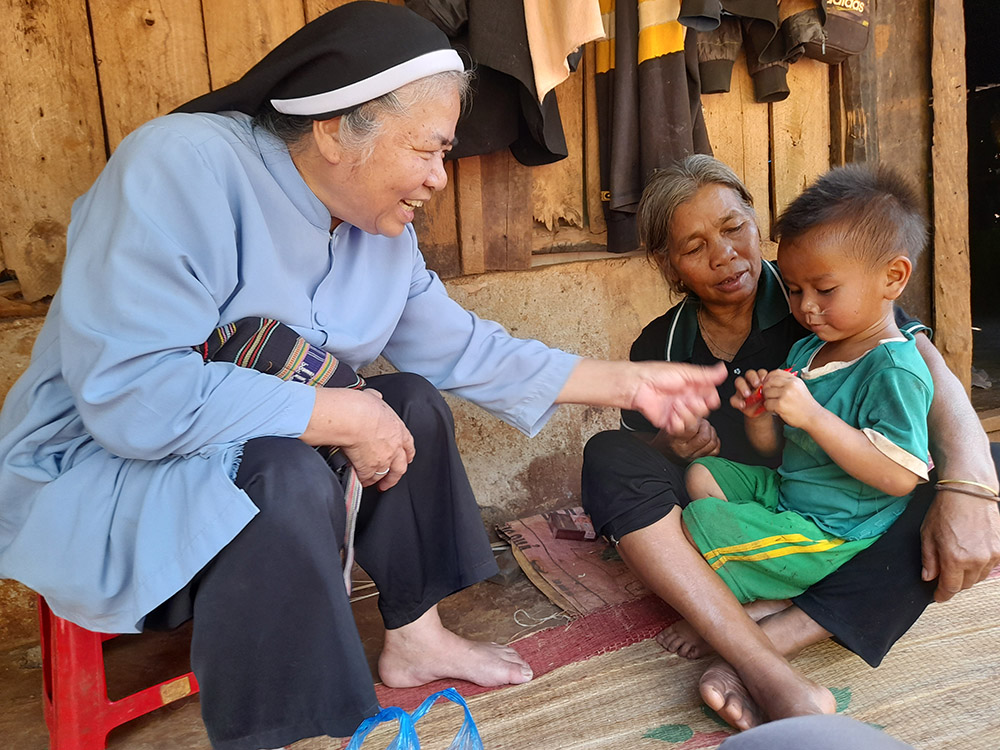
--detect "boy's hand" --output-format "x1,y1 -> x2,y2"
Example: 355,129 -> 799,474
730,368 -> 770,417
760,369 -> 818,428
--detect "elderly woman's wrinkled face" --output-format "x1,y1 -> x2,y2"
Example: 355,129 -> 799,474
665,183 -> 762,308
323,87 -> 460,237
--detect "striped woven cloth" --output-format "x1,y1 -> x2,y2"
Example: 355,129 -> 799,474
198,317 -> 365,593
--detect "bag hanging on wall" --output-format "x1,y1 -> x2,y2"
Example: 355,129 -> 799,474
346,688 -> 484,750
804,0 -> 871,64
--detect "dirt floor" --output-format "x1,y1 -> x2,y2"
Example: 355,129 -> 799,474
0,563 -> 559,750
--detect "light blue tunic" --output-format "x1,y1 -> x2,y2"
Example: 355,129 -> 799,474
0,113 -> 579,633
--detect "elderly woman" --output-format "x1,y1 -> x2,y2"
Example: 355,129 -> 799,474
0,5 -> 726,749
582,154 -> 1000,729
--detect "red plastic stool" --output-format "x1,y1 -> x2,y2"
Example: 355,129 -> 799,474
37,596 -> 200,750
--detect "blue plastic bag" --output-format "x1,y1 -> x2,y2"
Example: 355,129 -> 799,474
345,688 -> 483,750
411,688 -> 484,750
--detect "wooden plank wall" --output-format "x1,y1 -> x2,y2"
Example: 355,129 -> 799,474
0,0 -> 847,307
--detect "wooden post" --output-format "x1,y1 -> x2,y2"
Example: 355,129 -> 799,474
930,0 -> 972,391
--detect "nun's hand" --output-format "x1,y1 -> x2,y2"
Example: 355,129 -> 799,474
302,388 -> 415,490
340,389 -> 415,489
630,361 -> 727,435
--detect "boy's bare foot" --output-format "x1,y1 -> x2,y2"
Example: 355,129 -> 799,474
700,657 -> 836,730
657,600 -> 793,660
656,619 -> 710,659
378,605 -> 533,688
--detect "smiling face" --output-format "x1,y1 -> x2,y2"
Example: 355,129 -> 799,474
297,84 -> 461,237
664,183 -> 762,308
778,226 -> 900,344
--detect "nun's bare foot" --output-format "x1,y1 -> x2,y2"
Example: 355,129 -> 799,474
378,605 -> 533,689
656,620 -> 710,659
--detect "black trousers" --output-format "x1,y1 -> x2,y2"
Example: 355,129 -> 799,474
145,373 -> 497,750
581,430 -> 1000,667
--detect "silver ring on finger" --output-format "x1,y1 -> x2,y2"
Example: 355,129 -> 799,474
374,468 -> 390,476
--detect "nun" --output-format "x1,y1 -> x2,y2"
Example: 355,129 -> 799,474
0,3 -> 724,748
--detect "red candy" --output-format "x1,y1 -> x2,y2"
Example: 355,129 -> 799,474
741,368 -> 797,416
744,385 -> 766,416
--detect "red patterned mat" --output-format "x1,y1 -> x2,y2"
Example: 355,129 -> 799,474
374,593 -> 681,712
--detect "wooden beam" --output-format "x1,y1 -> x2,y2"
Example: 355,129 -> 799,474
583,43 -> 606,236
0,0 -> 105,300
480,150 -> 532,271
839,27 -> 879,165
871,3 -> 933,323
412,162 -> 462,279
90,0 -> 210,150
702,55 -> 771,238
456,157 -> 486,275
930,0 -> 972,391
770,59 -> 831,224
202,1 -> 304,88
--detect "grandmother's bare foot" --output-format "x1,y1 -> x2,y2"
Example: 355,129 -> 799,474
756,604 -> 831,659
699,660 -> 764,730
378,605 -> 533,688
700,657 -> 836,731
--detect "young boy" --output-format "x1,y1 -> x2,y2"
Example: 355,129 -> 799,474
681,164 -> 934,609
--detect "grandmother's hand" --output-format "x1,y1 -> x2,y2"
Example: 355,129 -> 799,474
921,489 -> 1000,601
653,419 -> 720,462
630,361 -> 727,435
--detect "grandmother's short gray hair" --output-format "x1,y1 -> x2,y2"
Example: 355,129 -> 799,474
637,154 -> 756,295
253,69 -> 472,162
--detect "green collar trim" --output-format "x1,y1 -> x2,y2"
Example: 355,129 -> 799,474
663,258 -> 791,361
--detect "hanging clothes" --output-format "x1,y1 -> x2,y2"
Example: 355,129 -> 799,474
595,0 -> 713,253
406,0 -> 600,166
677,0 -> 790,104
524,0 -> 605,105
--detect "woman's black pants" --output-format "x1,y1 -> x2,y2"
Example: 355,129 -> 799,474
144,373 -> 497,750
581,429 -> 1000,668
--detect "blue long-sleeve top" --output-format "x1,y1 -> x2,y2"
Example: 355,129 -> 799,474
0,112 -> 579,632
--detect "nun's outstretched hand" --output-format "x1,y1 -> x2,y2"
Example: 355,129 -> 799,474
556,359 -> 726,434
300,387 -> 416,489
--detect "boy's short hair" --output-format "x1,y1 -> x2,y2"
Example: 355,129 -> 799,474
774,165 -> 927,268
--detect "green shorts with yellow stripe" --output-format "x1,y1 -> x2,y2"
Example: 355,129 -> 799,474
683,457 -> 879,603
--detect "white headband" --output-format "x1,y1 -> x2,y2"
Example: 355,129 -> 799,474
270,49 -> 464,116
